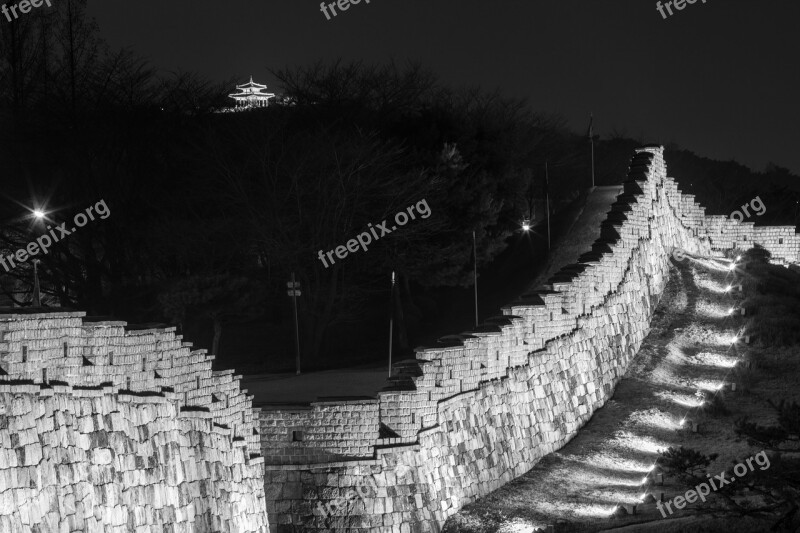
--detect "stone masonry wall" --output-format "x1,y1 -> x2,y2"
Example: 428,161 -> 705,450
259,146 -> 800,532
0,312 -> 269,532
259,400 -> 380,465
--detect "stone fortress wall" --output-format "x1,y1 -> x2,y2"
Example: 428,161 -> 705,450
258,146 -> 800,532
0,313 -> 269,532
0,146 -> 796,533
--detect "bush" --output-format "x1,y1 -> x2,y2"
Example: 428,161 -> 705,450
658,446 -> 719,479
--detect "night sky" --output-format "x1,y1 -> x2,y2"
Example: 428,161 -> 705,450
89,1 -> 800,175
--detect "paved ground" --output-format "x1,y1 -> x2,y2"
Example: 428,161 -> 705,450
527,185 -> 623,291
243,187 -> 622,406
242,366 -> 390,405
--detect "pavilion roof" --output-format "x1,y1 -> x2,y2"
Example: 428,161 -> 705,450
235,76 -> 269,90
228,91 -> 275,98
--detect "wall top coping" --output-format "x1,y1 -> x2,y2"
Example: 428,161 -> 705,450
255,404 -> 313,411
81,322 -> 128,329
0,381 -> 183,404
0,309 -> 86,320
83,317 -> 128,326
126,325 -> 178,334
263,459 -> 381,471
461,325 -> 504,335
414,344 -> 468,354
311,397 -> 379,406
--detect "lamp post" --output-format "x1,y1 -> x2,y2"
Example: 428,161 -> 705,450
388,271 -> 395,378
287,273 -> 302,375
31,208 -> 46,307
472,231 -> 478,327
32,259 -> 41,307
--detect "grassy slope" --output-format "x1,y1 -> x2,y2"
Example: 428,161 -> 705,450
443,253 -> 800,533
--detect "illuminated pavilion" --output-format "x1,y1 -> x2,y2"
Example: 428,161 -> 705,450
228,76 -> 276,108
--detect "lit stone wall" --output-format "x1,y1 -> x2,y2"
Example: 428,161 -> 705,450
259,146 -> 799,532
258,400 -> 380,465
0,312 -> 268,532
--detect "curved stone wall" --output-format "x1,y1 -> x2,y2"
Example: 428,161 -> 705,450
259,146 -> 799,532
1,146 -> 795,533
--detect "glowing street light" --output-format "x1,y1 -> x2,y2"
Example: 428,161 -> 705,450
521,218 -> 531,232
32,209 -> 45,219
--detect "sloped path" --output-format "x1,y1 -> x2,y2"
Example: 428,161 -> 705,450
527,185 -> 622,292
444,256 -> 785,533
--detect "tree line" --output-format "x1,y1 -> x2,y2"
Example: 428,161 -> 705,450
1,2 -> 797,371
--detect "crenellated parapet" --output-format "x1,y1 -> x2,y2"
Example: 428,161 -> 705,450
258,146 -> 798,532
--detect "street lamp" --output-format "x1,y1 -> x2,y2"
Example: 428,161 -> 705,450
32,259 -> 41,307
30,208 -> 47,307
521,219 -> 531,232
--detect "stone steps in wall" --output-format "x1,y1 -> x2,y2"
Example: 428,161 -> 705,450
548,263 -> 589,285
467,323 -> 505,334
508,292 -> 546,306
484,316 -> 518,327
623,179 -> 647,194
606,212 -> 628,227
610,201 -> 634,213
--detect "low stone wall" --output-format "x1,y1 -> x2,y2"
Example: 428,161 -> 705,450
259,400 -> 380,465
0,312 -> 269,532
259,146 -> 799,532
